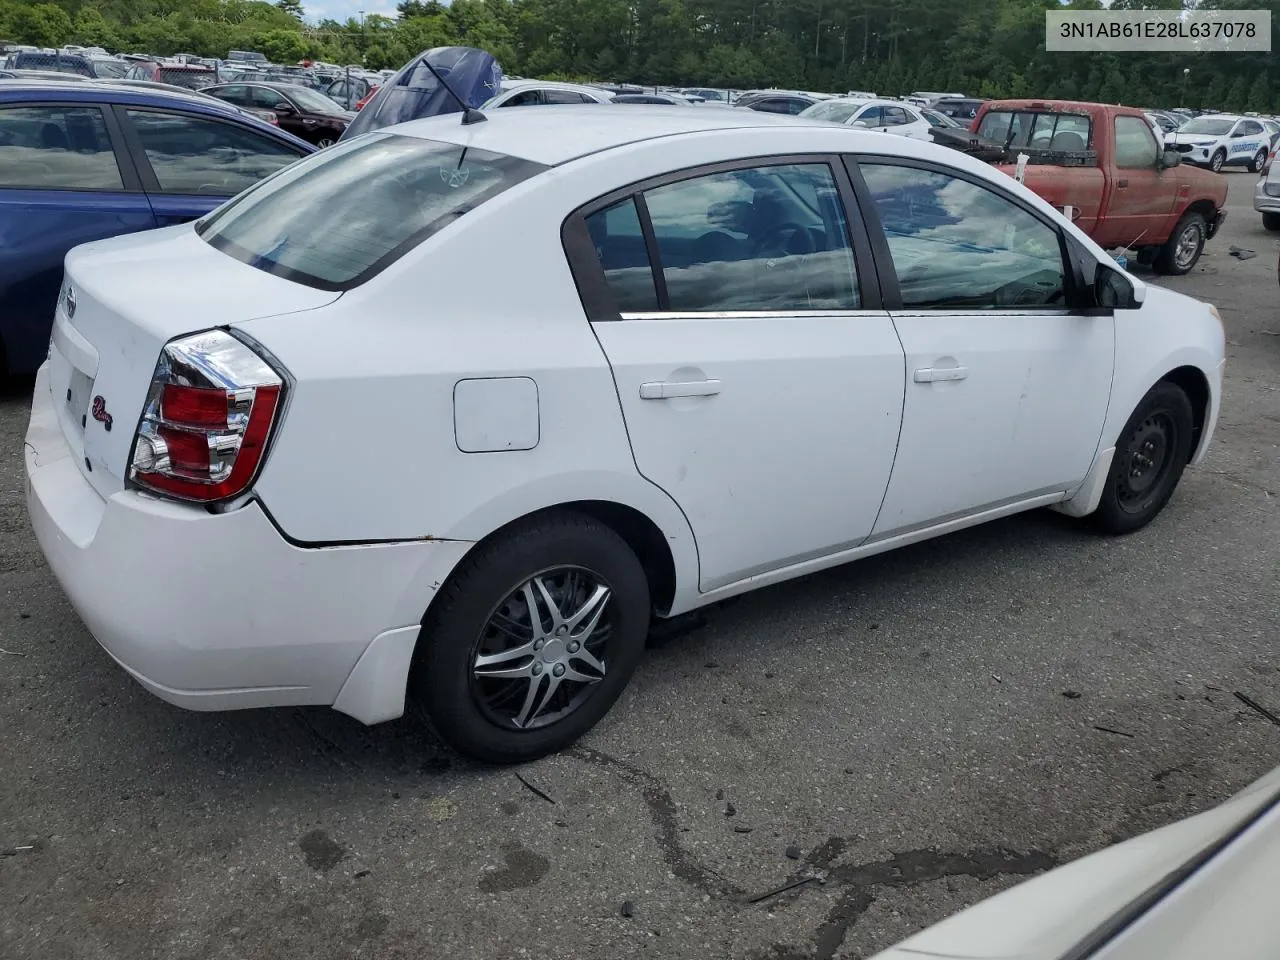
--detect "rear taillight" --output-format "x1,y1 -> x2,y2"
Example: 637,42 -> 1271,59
129,330 -> 285,503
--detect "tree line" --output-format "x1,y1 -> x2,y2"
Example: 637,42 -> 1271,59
1,0 -> 1276,112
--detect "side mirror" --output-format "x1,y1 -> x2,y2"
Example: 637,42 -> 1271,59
1231,130 -> 1246,138
1158,148 -> 1181,168
851,119 -> 873,128
1095,263 -> 1141,309
272,101 -> 295,115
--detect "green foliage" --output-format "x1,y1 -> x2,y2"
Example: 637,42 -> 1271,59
0,0 -> 1275,111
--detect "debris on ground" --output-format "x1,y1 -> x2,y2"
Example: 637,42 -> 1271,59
733,825 -> 753,834
1228,246 -> 1257,261
724,801 -> 737,817
514,772 -> 556,805
1062,690 -> 1082,699
1093,725 -> 1135,738
784,845 -> 802,860
620,900 -> 635,918
1234,691 -> 1280,727
747,875 -> 818,904
0,647 -> 26,657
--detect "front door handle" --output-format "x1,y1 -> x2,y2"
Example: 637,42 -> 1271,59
1117,178 -> 1130,188
639,379 -> 722,400
914,366 -> 969,383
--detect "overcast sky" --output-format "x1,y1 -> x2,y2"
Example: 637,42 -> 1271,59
305,0 -> 406,23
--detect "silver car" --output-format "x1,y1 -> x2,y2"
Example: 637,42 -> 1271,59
1255,150 -> 1280,231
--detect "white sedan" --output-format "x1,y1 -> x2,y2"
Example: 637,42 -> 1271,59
25,106 -> 1225,763
1165,113 -> 1271,172
480,78 -> 614,107
799,96 -> 933,140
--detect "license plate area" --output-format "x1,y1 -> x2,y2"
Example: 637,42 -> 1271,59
67,369 -> 93,435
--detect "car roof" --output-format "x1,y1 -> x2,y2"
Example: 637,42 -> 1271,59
500,78 -> 607,94
0,78 -> 296,122
385,104 -> 835,165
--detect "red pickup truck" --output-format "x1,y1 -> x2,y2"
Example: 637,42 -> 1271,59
941,100 -> 1228,275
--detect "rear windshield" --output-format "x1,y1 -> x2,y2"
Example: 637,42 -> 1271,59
977,109 -> 1091,151
196,134 -> 546,291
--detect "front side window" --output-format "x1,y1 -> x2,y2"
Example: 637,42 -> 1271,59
0,105 -> 122,190
544,89 -> 591,104
1240,120 -> 1263,136
501,90 -> 541,107
860,162 -> 1065,309
600,162 -> 860,313
159,68 -> 213,91
1114,116 -> 1159,168
250,87 -> 287,110
126,110 -> 302,197
197,134 -> 547,290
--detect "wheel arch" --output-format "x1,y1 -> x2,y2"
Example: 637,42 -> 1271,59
1160,364 -> 1211,462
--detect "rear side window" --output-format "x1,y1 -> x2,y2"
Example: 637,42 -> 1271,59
126,110 -> 301,197
0,105 -> 122,190
978,110 -> 1091,151
197,134 -> 547,291
587,162 -> 861,314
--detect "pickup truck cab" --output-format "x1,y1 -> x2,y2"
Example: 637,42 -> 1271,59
966,100 -> 1227,275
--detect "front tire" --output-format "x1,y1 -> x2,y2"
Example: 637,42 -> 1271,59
315,137 -> 336,148
410,511 -> 651,764
1154,211 -> 1206,275
1263,212 -> 1280,232
1209,149 -> 1226,173
1250,148 -> 1269,173
1091,382 -> 1194,535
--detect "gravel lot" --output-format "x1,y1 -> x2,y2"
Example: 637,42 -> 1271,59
2,171 -> 1278,960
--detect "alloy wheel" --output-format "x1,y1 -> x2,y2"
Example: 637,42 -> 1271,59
1174,222 -> 1203,270
469,567 -> 614,731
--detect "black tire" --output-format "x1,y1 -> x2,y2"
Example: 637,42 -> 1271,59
1091,381 -> 1195,535
1209,149 -> 1225,173
1153,211 -> 1206,275
1263,212 -> 1280,232
1250,148 -> 1269,173
410,511 -> 651,764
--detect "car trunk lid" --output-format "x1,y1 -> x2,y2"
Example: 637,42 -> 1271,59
48,224 -> 339,501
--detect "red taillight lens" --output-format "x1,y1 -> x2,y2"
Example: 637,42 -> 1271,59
129,331 -> 285,503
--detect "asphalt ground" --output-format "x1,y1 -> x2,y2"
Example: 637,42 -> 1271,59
1,170 -> 1278,960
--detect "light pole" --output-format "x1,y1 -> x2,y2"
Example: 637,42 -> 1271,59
1181,67 -> 1190,107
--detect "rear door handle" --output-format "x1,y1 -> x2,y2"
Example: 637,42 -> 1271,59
914,366 -> 969,383
1117,178 -> 1129,188
639,379 -> 722,399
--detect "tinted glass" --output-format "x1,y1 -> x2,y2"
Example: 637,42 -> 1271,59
286,86 -> 348,115
126,110 -> 301,196
751,98 -> 791,114
91,58 -> 129,79
0,105 -> 122,190
1241,120 -> 1263,136
502,90 -> 541,107
640,163 -> 860,312
883,106 -> 910,126
860,163 -> 1065,309
544,89 -> 591,104
250,86 -> 287,109
1114,116 -> 1159,168
213,84 -> 250,106
857,106 -> 883,125
585,197 -> 659,312
159,68 -> 213,91
198,134 -> 547,290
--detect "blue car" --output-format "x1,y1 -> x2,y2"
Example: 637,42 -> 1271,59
0,80 -> 315,375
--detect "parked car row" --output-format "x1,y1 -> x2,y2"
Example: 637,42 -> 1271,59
0,80 -> 314,375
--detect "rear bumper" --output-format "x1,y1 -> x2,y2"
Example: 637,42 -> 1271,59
1253,179 -> 1280,215
24,363 -> 472,722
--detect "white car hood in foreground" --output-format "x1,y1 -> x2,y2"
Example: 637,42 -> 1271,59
870,765 -> 1280,960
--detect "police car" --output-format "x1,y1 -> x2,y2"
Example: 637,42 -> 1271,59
1165,113 -> 1272,173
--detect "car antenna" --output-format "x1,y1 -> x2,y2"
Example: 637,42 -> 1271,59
418,56 -> 487,125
